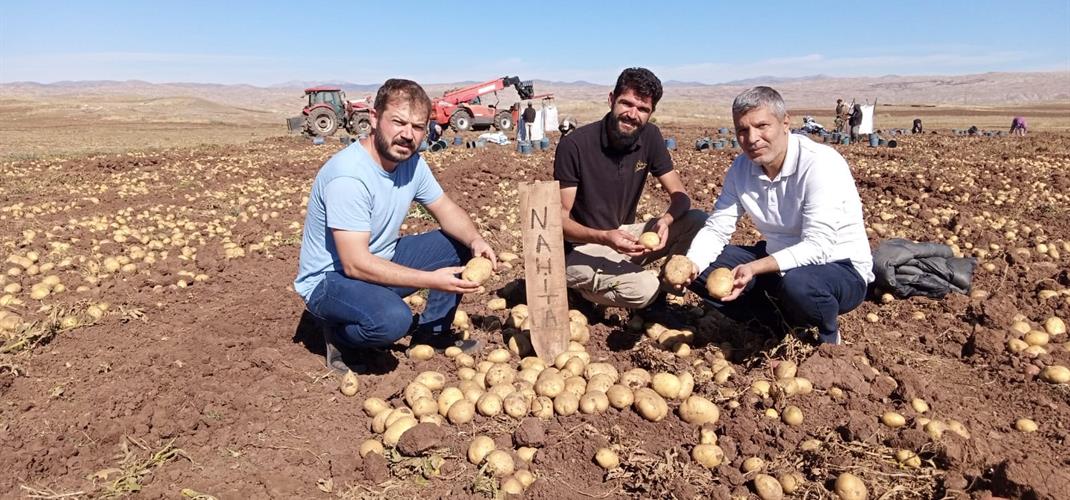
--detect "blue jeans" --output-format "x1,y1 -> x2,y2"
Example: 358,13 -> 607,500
688,242 -> 866,336
305,230 -> 471,348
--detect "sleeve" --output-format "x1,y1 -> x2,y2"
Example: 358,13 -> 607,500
324,177 -> 373,232
647,127 -> 673,176
769,154 -> 848,271
685,164 -> 743,271
552,136 -> 581,188
413,157 -> 444,205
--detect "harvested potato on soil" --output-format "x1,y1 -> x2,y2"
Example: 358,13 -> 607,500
339,370 -> 359,397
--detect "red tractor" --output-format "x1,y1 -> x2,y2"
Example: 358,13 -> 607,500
432,76 -> 535,132
287,86 -> 373,137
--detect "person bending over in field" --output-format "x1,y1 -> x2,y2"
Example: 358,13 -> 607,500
554,67 -> 707,325
680,86 -> 873,345
295,78 -> 495,372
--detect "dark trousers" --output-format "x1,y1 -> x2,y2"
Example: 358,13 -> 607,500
305,230 -> 471,348
688,242 -> 867,336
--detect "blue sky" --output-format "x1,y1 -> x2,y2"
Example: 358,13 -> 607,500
1,0 -> 1067,85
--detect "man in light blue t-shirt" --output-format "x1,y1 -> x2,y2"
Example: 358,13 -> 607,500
295,79 -> 496,372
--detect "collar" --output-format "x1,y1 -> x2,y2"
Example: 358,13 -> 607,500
599,112 -> 644,153
749,133 -> 800,181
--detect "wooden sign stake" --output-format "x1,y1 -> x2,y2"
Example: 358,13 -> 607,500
518,180 -> 570,361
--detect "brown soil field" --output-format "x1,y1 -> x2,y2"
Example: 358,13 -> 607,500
1,123 -> 1069,499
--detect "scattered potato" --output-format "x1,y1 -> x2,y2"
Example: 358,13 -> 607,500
834,472 -> 867,500
678,395 -> 720,425
594,448 -> 619,470
1044,316 -> 1065,336
447,400 -> 476,424
633,388 -> 668,422
339,371 -> 359,397
782,406 -> 804,426
895,449 -> 921,468
468,435 -> 496,464
487,297 -> 507,311
651,372 -> 682,399
881,411 -> 907,428
1040,365 -> 1070,383
408,344 -> 434,361
741,456 -> 765,473
691,443 -> 724,468
778,472 -> 803,493
753,473 -> 784,500
484,450 -> 515,477
359,439 -> 384,457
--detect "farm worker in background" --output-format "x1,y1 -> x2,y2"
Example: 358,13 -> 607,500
295,78 -> 495,372
559,116 -> 578,136
681,86 -> 873,345
554,67 -> 707,322
522,103 -> 537,142
1010,116 -> 1027,136
834,98 -> 849,135
912,118 -> 923,134
848,103 -> 863,141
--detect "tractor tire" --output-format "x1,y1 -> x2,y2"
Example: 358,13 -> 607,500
449,110 -> 472,132
493,111 -> 514,131
308,108 -> 338,137
345,113 -> 372,136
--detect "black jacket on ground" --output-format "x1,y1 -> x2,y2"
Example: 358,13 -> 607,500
872,239 -> 976,299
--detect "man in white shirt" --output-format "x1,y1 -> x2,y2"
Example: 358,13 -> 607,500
683,86 -> 873,344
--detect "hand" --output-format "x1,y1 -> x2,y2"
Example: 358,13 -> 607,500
604,229 -> 646,256
649,214 -> 672,252
429,266 -> 482,294
470,238 -> 497,270
720,263 -> 754,302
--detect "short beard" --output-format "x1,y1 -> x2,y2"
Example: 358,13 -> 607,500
374,131 -> 416,164
607,112 -> 643,150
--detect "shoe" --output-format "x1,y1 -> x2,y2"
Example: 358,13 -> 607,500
410,330 -> 482,354
323,325 -> 372,374
818,330 -> 842,345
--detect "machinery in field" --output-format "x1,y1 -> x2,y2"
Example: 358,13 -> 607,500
432,76 -> 535,132
287,86 -> 373,137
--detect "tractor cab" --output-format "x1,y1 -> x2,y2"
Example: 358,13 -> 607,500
305,86 -> 346,116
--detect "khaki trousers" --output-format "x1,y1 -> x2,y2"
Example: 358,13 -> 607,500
565,209 -> 707,309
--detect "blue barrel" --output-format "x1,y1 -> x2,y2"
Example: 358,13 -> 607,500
695,138 -> 712,151
418,139 -> 428,152
878,138 -> 887,146
730,138 -> 739,148
475,139 -> 487,148
718,127 -> 729,135
518,141 -> 533,154
540,137 -> 551,150
429,139 -> 448,152
312,136 -> 325,145
665,137 -> 677,150
453,136 -> 463,145
713,140 -> 725,150
868,134 -> 879,147
840,135 -> 851,145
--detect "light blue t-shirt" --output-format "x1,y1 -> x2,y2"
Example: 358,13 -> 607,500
294,142 -> 444,302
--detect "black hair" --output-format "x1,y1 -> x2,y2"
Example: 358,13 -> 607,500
373,78 -> 432,116
611,67 -> 663,110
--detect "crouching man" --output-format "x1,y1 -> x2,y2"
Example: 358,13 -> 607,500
684,86 -> 873,344
294,79 -> 495,372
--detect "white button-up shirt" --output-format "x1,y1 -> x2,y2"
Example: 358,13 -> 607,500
686,134 -> 874,283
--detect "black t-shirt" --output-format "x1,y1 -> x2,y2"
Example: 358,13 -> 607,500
523,107 -> 536,123
553,113 -> 673,235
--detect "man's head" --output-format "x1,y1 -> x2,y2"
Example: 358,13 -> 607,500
527,103 -> 534,109
606,67 -> 663,150
370,79 -> 432,166
837,98 -> 843,104
732,86 -> 791,170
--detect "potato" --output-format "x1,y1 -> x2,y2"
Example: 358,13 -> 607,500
1010,320 -> 1032,335
782,406 -> 804,426
530,396 -> 554,419
1044,316 -> 1066,336
895,449 -> 921,468
462,257 -> 493,284
584,362 -> 619,382
457,354 -> 477,370
410,397 -> 438,417
633,388 -> 668,421
489,383 -> 513,400
663,255 -> 695,286
501,477 -> 524,495
881,411 -> 907,428
1006,338 -> 1028,353
514,469 -> 536,488
485,364 -> 515,387
383,416 -> 418,447
507,330 -> 533,356
487,348 -> 511,364
535,372 -> 566,398
554,392 -> 579,416
384,408 -> 415,428
359,439 -> 384,457
453,310 -> 471,330
1024,330 -> 1050,346
579,391 -> 610,414
363,397 -> 391,417
742,457 -> 765,472
924,420 -> 948,439
563,357 -> 587,378
778,472 -> 803,493
468,435 -> 496,464
651,373 -> 681,399
586,373 -> 615,394
415,371 -> 446,390
947,419 -> 970,439
444,346 -> 463,358
698,426 -> 717,445
606,384 -> 634,409
1015,418 -> 1038,432
420,414 -> 444,426
638,232 -> 660,249
691,444 -> 724,468
621,368 -> 651,389
834,472 -> 867,500
408,344 -> 434,361
447,400 -> 476,424
678,396 -> 720,425
339,370 -> 359,397
569,322 -> 591,344
516,447 -> 537,463
753,473 -> 784,500
773,360 -> 797,379
705,267 -> 734,299
485,449 -> 515,477
751,380 -> 772,397
1040,365 -> 1070,383
594,448 -> 619,470
678,371 -> 694,399
510,304 -> 530,328
910,398 -> 929,413
503,393 -> 529,418
404,382 -> 433,407
487,297 -> 507,311
520,356 -> 546,372
371,409 -> 393,434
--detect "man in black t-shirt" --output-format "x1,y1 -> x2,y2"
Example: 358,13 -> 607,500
522,103 -> 537,141
553,67 -> 707,312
